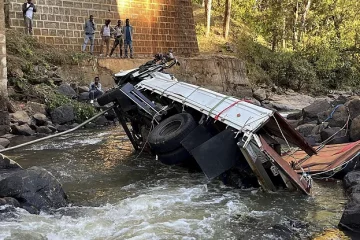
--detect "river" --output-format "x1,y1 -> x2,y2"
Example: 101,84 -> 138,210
0,128 -> 346,240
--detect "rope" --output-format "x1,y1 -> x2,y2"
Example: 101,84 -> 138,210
323,104 -> 343,123
134,106 -> 169,160
272,115 -> 312,190
0,107 -> 113,153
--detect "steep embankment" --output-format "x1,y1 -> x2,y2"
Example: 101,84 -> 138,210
0,30 -> 116,146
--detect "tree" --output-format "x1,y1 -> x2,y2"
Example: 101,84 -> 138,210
223,0 -> 232,39
205,0 -> 212,36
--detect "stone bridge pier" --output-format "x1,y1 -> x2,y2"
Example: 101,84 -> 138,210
0,0 -> 9,135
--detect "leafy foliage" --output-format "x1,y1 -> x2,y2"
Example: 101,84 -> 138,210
44,90 -> 98,123
193,0 -> 360,93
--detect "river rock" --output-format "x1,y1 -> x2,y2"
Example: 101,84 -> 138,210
9,111 -> 30,125
0,197 -> 20,208
345,98 -> 360,120
253,89 -> 267,101
0,138 -> 10,148
78,86 -> 89,93
320,128 -> 348,143
79,92 -> 90,101
343,171 -> 360,189
302,100 -> 331,124
47,124 -> 57,133
56,124 -> 70,132
287,111 -> 302,120
286,119 -> 301,129
57,84 -> 77,98
304,135 -> 321,146
26,102 -> 47,116
350,116 -> 360,142
0,167 -> 67,213
50,105 -> 75,124
339,204 -> 360,233
0,154 -> 21,170
95,116 -> 108,126
295,124 -> 317,137
33,113 -> 49,126
36,126 -> 52,134
311,122 -> 329,135
11,124 -> 35,136
317,105 -> 348,127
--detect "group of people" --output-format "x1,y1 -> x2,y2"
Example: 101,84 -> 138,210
81,16 -> 134,58
21,0 -> 134,58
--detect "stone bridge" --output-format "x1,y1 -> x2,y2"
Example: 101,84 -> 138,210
5,0 -> 199,57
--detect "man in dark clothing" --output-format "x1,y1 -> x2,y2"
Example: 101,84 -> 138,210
89,77 -> 103,104
82,15 -> 96,54
110,20 -> 123,58
22,0 -> 37,35
123,19 -> 134,59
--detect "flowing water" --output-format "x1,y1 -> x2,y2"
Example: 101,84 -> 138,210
0,128 -> 347,240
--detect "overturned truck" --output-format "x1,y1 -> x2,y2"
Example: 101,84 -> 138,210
98,55 -> 360,195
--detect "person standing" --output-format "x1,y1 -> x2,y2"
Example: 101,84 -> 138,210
123,19 -> 134,59
22,0 -> 37,35
82,15 -> 96,54
109,20 -> 123,58
100,19 -> 112,57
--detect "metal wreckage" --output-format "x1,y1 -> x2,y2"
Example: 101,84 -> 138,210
97,53 -> 360,195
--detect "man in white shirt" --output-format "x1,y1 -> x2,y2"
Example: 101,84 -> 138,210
88,77 -> 103,104
22,0 -> 37,35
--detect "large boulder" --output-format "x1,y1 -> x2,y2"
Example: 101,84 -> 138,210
79,92 -> 90,101
50,105 -> 75,124
0,167 -> 67,213
317,105 -> 349,127
56,124 -> 71,132
350,116 -> 360,142
11,124 -> 35,136
343,171 -> 360,190
57,84 -> 77,98
311,122 -> 329,135
0,138 -> 10,148
339,204 -> 360,233
9,111 -> 30,125
345,99 -> 360,120
26,102 -> 47,116
320,127 -> 348,143
302,100 -> 331,124
78,86 -> 90,93
295,124 -> 317,137
32,113 -> 49,126
253,89 -> 267,101
36,126 -> 52,134
287,111 -> 302,120
304,135 -> 322,146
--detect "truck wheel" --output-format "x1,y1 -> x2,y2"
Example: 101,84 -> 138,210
157,147 -> 191,165
148,113 -> 197,154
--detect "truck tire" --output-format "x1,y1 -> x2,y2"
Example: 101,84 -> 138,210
148,113 -> 197,154
157,147 -> 191,165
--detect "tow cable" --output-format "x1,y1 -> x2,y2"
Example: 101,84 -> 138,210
0,107 -> 114,153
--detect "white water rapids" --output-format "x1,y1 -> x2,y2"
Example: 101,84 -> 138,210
0,129 -> 346,240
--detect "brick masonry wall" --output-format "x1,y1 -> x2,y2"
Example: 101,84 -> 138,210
0,0 -> 10,135
6,0 -> 199,57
